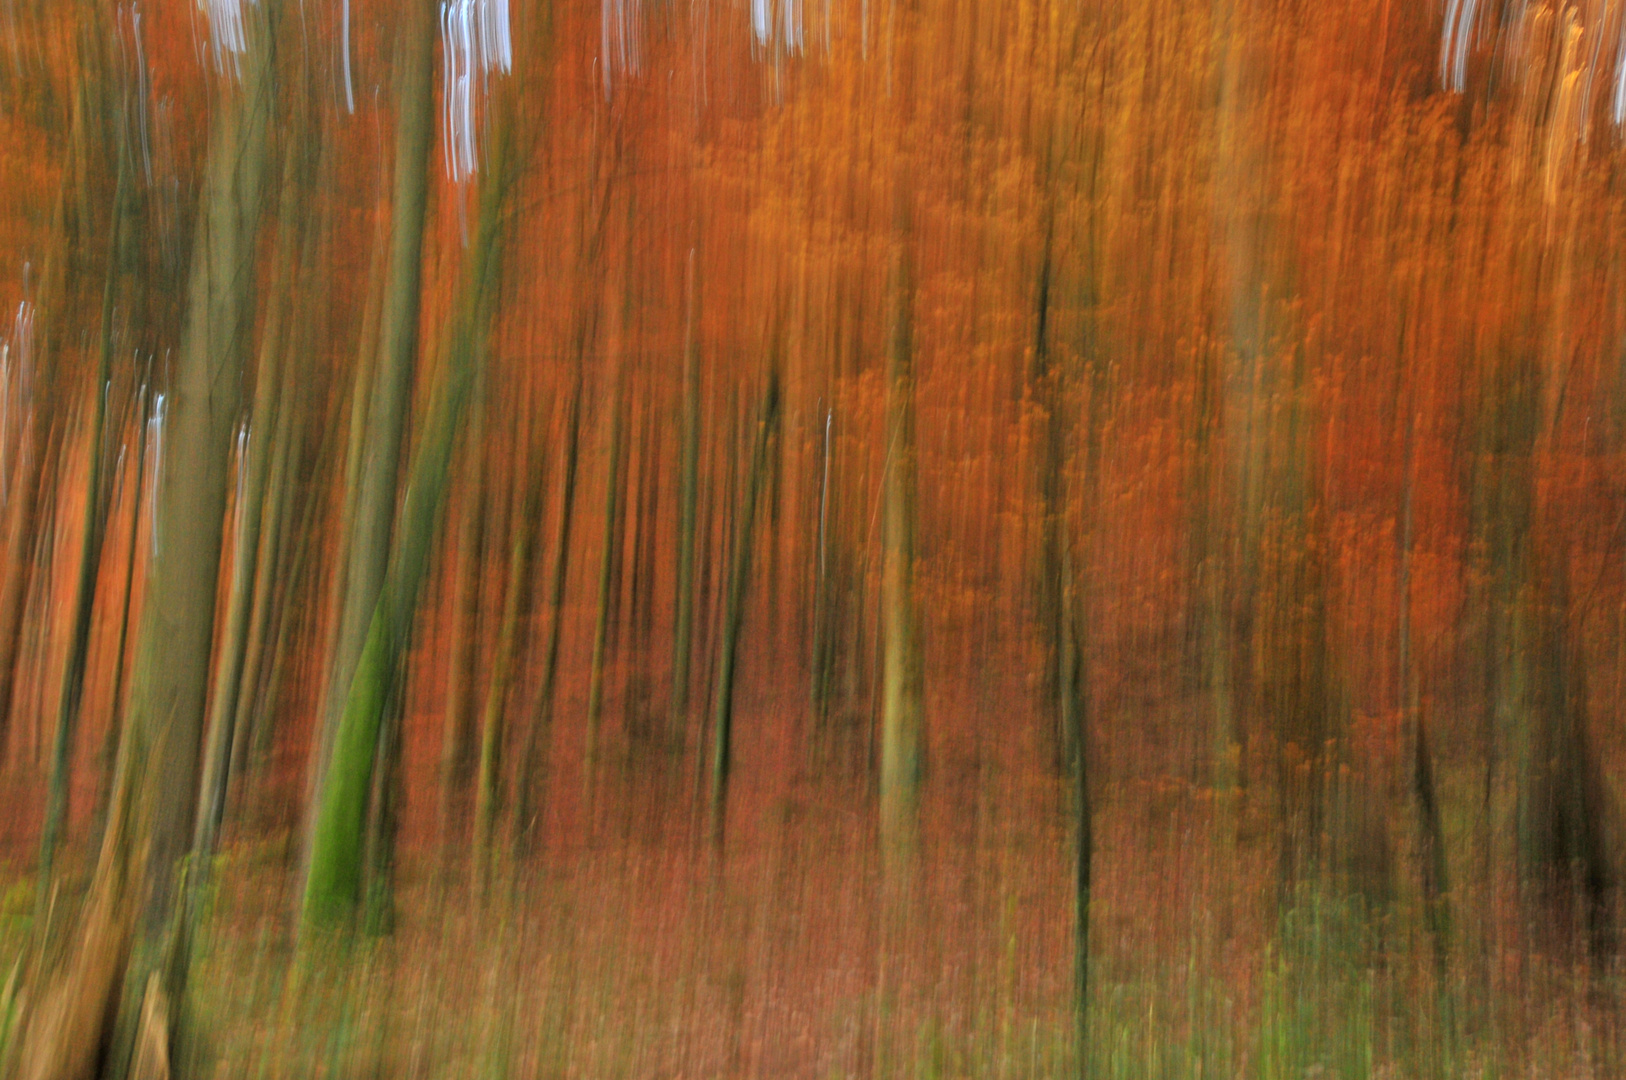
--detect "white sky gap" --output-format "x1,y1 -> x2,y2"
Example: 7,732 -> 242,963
442,0 -> 511,181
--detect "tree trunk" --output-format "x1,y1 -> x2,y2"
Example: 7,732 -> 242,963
514,377 -> 581,859
302,81 -> 513,933
473,400 -> 543,899
1399,408 -> 1449,963
192,127 -> 305,879
710,372 -> 780,843
671,252 -> 702,735
439,388 -> 488,863
879,240 -> 924,876
306,0 -> 438,851
584,383 -> 624,782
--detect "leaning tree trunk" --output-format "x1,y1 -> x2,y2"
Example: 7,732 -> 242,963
306,0 -> 438,855
302,84 -> 514,933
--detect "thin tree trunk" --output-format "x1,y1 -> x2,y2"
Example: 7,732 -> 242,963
439,387 -> 488,863
810,406 -> 833,722
710,372 -> 780,843
1061,512 -> 1090,1080
1399,407 -> 1449,964
584,384 -> 624,782
671,252 -> 701,735
90,376 -> 150,858
626,387 -> 659,740
37,152 -> 127,902
514,377 -> 581,859
473,407 -> 543,899
879,239 -> 924,876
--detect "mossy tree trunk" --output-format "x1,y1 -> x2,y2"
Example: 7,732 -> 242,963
306,0 -> 438,857
302,74 -> 516,934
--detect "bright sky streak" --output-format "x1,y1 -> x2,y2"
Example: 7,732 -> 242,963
197,0 -> 255,76
753,0 -> 805,54
602,0 -> 641,91
120,4 -> 155,185
342,0 -> 355,113
442,0 -> 512,182
148,387 -> 166,558
0,293 -> 35,510
1439,0 -> 1481,94
1614,16 -> 1626,124
1439,0 -> 1626,138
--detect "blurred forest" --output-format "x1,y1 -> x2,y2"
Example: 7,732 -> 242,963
0,0 -> 1622,1076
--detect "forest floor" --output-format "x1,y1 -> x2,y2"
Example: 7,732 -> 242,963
0,664 -> 1620,1079
0,754 -> 1604,1079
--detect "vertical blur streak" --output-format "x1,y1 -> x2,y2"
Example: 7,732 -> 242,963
1440,0 -> 1481,93
10,0 -> 1626,1075
0,296 -> 35,510
342,0 -> 354,112
602,0 -> 639,88
199,0 -> 251,76
438,0 -> 516,182
126,4 -> 155,186
1614,17 -> 1626,123
146,388 -> 164,558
